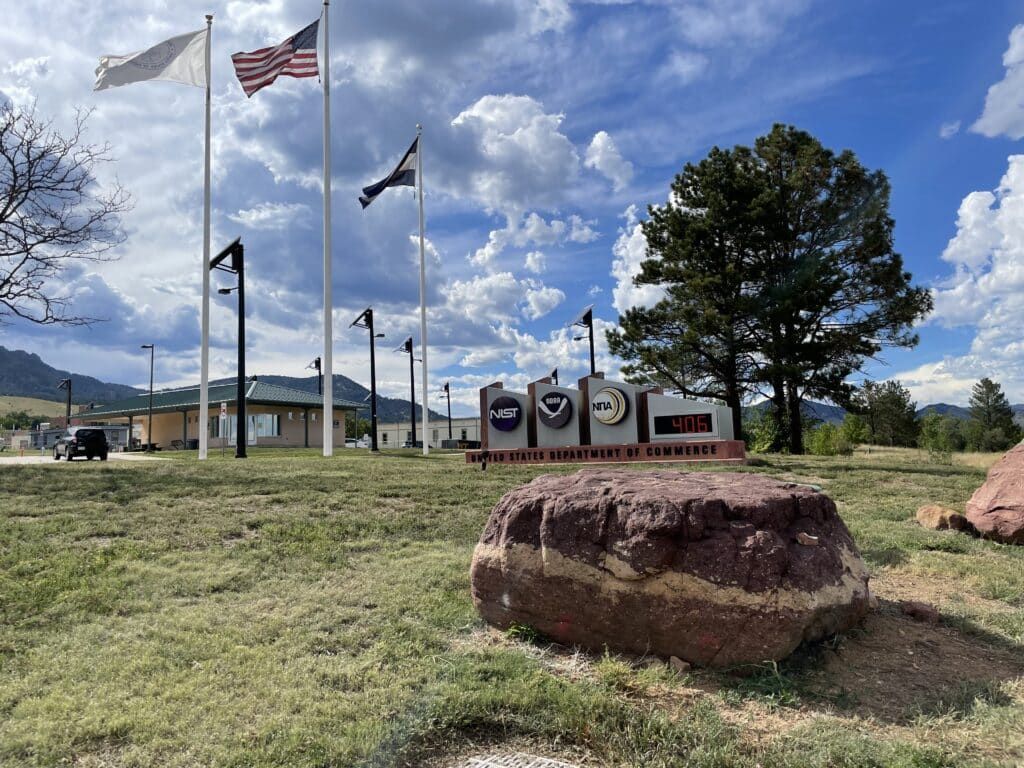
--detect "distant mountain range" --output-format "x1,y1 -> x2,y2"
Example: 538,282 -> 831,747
0,347 -> 143,404
4,345 -> 1023,426
0,346 -> 443,424
749,399 -> 1024,426
916,403 -> 972,421
745,400 -> 849,425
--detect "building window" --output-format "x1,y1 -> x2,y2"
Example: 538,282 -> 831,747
382,432 -> 388,443
333,419 -> 340,428
288,412 -> 293,421
209,415 -> 230,438
252,414 -> 279,437
432,429 -> 438,442
406,431 -> 412,442
461,428 -> 467,440
311,412 -> 317,422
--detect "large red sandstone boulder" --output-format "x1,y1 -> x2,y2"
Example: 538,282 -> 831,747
471,469 -> 871,668
966,444 -> 1024,545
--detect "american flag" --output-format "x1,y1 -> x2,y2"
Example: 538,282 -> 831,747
231,20 -> 319,98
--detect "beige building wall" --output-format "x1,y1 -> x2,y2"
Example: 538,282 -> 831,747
96,405 -> 348,449
377,417 -> 481,448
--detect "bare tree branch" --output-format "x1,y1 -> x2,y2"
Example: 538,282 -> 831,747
0,102 -> 132,327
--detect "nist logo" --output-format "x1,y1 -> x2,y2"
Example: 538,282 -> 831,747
488,396 -> 522,431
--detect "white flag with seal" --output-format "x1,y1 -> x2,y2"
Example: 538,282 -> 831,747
95,28 -> 207,91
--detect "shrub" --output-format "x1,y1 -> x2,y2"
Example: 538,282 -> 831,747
806,423 -> 853,456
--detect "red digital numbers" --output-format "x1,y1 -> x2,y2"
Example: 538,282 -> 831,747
671,414 -> 711,433
654,413 -> 713,435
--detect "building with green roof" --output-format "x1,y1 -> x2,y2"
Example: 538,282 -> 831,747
79,378 -> 362,450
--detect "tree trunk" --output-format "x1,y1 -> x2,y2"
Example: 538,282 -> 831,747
770,375 -> 788,452
726,390 -> 743,440
786,380 -> 803,454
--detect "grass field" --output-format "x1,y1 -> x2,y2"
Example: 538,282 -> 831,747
0,396 -> 66,418
1,448 -> 1022,767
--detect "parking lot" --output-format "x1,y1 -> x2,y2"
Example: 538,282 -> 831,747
0,452 -> 165,465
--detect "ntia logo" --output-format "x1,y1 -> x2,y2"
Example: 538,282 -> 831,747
592,387 -> 628,425
488,396 -> 522,431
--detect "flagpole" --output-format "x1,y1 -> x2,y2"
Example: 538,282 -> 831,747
199,13 -> 212,461
416,124 -> 429,457
321,0 -> 333,457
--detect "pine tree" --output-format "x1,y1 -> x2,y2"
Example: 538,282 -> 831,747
850,380 -> 918,447
967,378 -> 1020,451
610,125 -> 932,453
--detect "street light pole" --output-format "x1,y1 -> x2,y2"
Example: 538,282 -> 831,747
141,344 -> 154,451
350,308 -> 382,452
443,382 -> 452,440
308,357 -> 322,395
397,337 -> 416,446
571,305 -> 596,376
212,237 -> 246,459
57,378 -> 72,429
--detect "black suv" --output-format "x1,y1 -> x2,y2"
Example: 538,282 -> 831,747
53,428 -> 109,461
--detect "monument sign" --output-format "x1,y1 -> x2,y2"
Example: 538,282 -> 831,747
468,374 -> 745,466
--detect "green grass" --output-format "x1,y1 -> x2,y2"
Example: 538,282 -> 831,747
0,448 -> 1021,767
0,396 -> 66,418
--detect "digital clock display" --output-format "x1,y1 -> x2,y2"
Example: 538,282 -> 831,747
653,413 -> 714,436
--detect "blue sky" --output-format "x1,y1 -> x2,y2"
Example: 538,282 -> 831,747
3,0 -> 1024,414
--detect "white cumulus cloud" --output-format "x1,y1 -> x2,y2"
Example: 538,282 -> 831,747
228,202 -> 311,230
924,154 -> 1024,400
452,94 -> 580,214
939,120 -> 961,139
522,282 -> 566,319
584,130 -> 634,191
610,204 -> 665,314
972,24 -> 1024,139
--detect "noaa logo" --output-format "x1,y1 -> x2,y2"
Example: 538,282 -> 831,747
488,396 -> 522,432
538,391 -> 572,429
592,387 -> 628,425
132,41 -> 178,71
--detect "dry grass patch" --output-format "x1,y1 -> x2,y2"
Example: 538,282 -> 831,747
1,447 -> 1021,767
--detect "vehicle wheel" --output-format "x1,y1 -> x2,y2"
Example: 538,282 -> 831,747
100,453 -> 108,462
53,449 -> 60,460
86,453 -> 94,461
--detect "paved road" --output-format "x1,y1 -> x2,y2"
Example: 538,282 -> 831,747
0,452 -> 165,465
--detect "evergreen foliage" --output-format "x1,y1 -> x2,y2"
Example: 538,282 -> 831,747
609,125 -> 931,453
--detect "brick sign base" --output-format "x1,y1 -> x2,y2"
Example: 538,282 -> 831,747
465,439 -> 745,466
